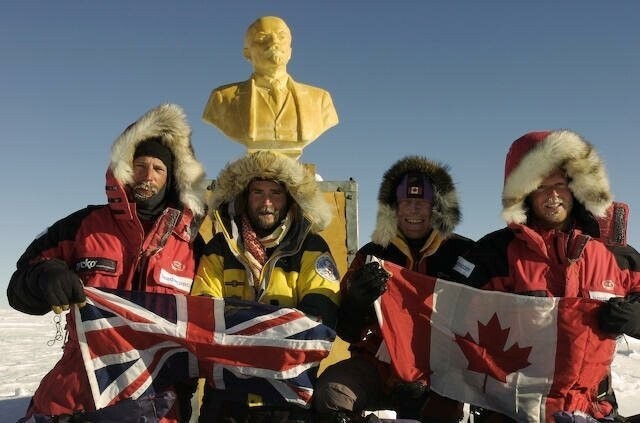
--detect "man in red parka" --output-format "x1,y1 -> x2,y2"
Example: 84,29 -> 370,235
452,130 -> 640,422
8,103 -> 207,423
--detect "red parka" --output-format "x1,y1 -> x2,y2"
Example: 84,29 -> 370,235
8,103 -> 207,422
453,130 -> 640,421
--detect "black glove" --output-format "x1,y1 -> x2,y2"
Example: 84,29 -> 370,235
391,381 -> 429,420
346,262 -> 389,309
35,259 -> 86,313
599,296 -> 640,339
392,380 -> 428,400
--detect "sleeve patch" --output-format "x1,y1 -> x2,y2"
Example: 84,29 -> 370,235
314,253 -> 340,282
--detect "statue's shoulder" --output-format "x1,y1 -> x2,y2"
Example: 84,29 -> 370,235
289,78 -> 330,96
212,79 -> 252,97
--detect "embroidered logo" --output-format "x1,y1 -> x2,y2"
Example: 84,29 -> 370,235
602,280 -> 615,290
171,260 -> 186,272
225,280 -> 245,288
315,253 -> 340,282
75,257 -> 117,273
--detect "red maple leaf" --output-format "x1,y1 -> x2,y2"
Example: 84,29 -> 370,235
454,313 -> 532,392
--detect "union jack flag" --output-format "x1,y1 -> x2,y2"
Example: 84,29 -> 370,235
78,287 -> 335,410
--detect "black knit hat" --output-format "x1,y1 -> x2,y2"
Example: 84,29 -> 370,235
134,137 -> 174,172
395,172 -> 434,202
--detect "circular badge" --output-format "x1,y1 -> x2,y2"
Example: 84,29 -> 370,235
602,280 -> 615,290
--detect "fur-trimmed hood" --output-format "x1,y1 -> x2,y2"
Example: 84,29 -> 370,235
502,130 -> 612,224
109,103 -> 207,217
372,155 -> 461,247
210,151 -> 332,232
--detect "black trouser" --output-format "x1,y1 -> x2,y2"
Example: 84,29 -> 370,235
198,390 -> 312,423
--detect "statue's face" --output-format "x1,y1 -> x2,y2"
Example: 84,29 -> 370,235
246,17 -> 292,67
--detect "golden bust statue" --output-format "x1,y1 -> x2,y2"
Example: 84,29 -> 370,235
202,16 -> 339,159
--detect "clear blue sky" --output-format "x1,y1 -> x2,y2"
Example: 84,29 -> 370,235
1,1 -> 639,308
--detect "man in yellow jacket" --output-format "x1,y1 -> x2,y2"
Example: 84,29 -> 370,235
192,150 -> 341,422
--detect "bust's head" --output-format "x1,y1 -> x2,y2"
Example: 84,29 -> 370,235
243,16 -> 292,72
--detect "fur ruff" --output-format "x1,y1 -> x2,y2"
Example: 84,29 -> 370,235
210,151 -> 332,233
109,103 -> 207,217
502,130 -> 612,224
372,155 -> 461,247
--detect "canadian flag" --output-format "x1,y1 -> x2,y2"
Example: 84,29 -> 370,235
373,258 -> 616,422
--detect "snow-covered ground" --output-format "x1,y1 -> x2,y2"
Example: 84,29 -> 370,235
1,308 -> 639,422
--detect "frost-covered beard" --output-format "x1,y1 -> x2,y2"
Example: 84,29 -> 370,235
133,184 -> 167,221
132,181 -> 160,201
527,193 -> 573,231
538,198 -> 570,228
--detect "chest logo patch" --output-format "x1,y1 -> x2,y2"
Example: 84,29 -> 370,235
159,269 -> 192,293
589,290 -> 617,302
315,253 -> 340,282
453,257 -> 474,278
